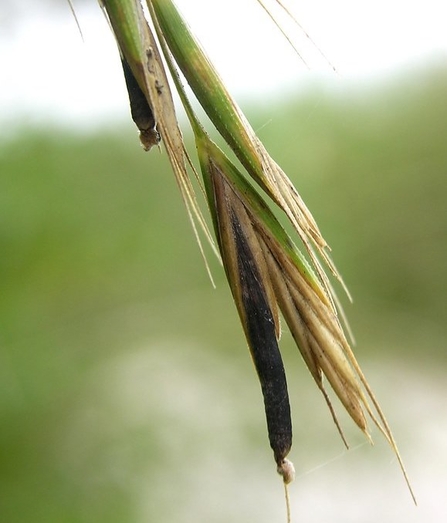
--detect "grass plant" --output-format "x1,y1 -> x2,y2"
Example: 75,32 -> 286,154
99,0 -> 417,513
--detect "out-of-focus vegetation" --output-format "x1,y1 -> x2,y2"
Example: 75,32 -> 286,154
1,66 -> 446,522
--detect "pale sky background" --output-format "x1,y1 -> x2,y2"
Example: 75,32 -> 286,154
1,0 -> 446,134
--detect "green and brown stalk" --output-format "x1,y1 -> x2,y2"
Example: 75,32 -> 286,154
100,0 -> 416,506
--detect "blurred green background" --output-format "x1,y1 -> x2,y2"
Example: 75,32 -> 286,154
1,65 -> 446,522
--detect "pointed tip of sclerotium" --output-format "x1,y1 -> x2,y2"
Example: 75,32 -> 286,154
277,459 -> 295,485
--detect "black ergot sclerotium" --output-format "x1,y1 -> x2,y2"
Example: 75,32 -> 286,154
231,209 -> 293,474
121,57 -> 160,151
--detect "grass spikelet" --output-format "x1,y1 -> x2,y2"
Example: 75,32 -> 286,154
100,0 -> 416,507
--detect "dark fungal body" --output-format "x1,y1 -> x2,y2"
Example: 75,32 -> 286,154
231,210 -> 292,467
121,57 -> 160,150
